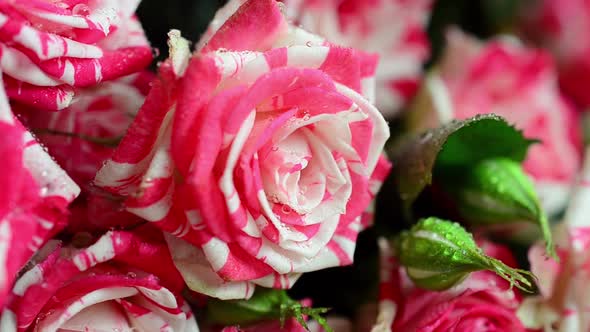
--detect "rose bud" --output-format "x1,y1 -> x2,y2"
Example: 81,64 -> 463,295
397,217 -> 535,292
446,157 -> 555,258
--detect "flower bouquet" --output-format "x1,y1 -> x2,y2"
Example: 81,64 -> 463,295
0,0 -> 588,331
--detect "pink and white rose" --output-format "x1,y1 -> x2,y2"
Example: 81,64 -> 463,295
282,0 -> 432,116
373,239 -> 525,332
0,228 -> 198,332
16,71 -> 153,187
0,69 -> 79,308
522,0 -> 590,108
518,147 -> 590,332
413,29 -> 582,215
0,0 -> 152,110
95,0 -> 391,300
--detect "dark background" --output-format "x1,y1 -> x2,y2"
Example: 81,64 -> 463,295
137,0 -> 530,66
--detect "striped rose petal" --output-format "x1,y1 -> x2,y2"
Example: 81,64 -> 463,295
13,71 -> 152,234
282,0 -> 433,117
0,228 -> 198,332
16,71 -> 153,188
518,147 -> 590,332
0,67 -> 79,309
522,0 -> 590,109
95,0 -> 391,300
0,0 -> 152,110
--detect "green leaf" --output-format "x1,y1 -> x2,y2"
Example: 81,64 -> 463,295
388,114 -> 534,218
397,217 -> 536,292
206,288 -> 332,331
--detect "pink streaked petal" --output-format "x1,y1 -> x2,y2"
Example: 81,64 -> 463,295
95,62 -> 178,193
165,234 -> 256,300
4,78 -> 74,110
38,46 -> 152,87
200,0 -> 288,53
56,300 -> 134,332
173,55 -> 222,175
36,287 -> 139,331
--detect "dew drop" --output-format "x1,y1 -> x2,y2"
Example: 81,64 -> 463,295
39,187 -> 49,196
72,3 -> 90,16
281,205 -> 292,214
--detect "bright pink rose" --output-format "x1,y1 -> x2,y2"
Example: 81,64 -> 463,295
0,70 -> 79,308
422,29 -> 582,215
95,0 -> 391,300
0,0 -> 152,110
282,0 -> 432,116
522,0 -> 590,108
518,148 -> 590,332
372,239 -> 525,332
16,71 -> 153,187
0,229 -> 198,332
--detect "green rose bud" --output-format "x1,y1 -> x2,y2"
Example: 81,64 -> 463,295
397,217 -> 536,292
207,288 -> 332,332
447,157 -> 555,258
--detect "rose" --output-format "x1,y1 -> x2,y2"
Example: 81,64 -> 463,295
372,239 -> 525,332
0,0 -> 152,110
14,71 -> 152,235
0,70 -> 79,308
518,147 -> 590,332
410,29 -> 582,216
95,0 -> 391,300
16,71 -> 153,187
522,0 -> 590,108
0,228 -> 198,332
282,0 -> 432,116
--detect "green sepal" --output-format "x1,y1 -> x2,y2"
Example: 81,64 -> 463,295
206,288 -> 332,331
397,217 -> 536,292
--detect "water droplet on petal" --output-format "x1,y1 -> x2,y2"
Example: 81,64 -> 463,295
281,205 -> 292,214
72,4 -> 90,16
